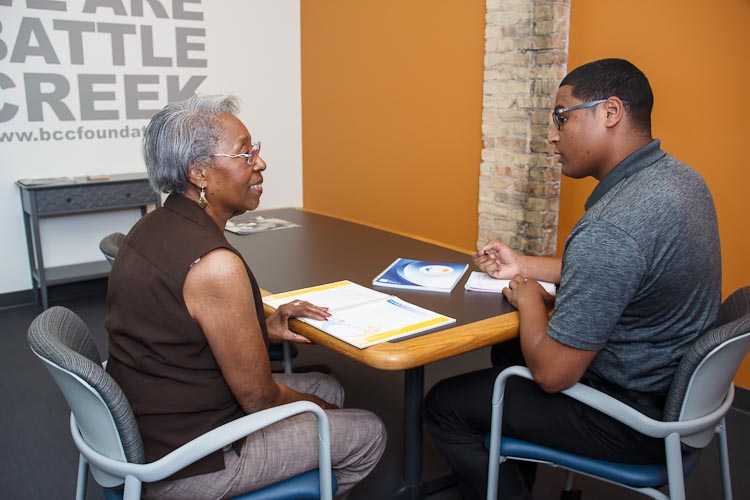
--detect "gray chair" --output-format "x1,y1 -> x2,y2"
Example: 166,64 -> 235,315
28,306 -> 335,500
98,232 -> 297,373
99,232 -> 126,266
487,286 -> 750,500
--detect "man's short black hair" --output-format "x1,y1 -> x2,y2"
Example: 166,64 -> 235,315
560,58 -> 653,133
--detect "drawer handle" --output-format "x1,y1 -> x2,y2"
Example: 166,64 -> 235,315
125,192 -> 131,197
66,197 -> 72,203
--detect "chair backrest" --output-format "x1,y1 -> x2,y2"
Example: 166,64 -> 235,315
99,232 -> 126,266
27,306 -> 145,486
663,286 -> 750,447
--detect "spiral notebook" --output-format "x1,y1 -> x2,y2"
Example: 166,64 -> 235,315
464,271 -> 557,295
262,280 -> 455,348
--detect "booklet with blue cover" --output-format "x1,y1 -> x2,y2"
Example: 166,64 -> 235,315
372,258 -> 469,293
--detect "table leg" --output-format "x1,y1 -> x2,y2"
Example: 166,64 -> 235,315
389,366 -> 455,500
389,366 -> 424,500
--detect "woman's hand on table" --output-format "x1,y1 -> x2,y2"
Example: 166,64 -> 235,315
266,300 -> 331,344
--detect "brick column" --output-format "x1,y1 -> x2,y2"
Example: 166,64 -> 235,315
478,0 -> 570,256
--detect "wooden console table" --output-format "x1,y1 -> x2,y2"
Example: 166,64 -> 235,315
16,173 -> 160,309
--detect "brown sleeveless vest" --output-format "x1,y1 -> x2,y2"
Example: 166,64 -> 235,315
106,194 -> 267,479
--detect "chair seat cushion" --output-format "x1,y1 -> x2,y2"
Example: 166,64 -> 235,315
234,469 -> 337,500
487,436 -> 701,488
103,469 -> 336,500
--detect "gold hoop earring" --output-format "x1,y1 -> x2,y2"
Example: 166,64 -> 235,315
197,185 -> 208,208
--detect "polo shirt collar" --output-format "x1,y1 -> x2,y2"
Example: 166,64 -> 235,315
585,139 -> 666,210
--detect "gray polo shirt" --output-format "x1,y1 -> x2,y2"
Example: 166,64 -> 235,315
548,140 -> 721,394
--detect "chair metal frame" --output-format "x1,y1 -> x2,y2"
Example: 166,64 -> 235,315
99,232 -> 126,266
487,289 -> 750,500
487,363 -> 739,500
29,307 -> 334,500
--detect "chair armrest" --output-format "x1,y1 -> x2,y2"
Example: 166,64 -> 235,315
493,366 -> 733,439
71,400 -> 332,485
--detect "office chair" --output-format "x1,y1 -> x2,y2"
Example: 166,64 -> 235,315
487,286 -> 750,500
28,306 -> 336,500
99,232 -> 127,266
98,232 -> 297,373
269,342 -> 298,375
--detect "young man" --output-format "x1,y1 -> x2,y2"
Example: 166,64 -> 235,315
424,58 -> 722,500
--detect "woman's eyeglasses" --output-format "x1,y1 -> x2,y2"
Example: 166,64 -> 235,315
211,141 -> 261,165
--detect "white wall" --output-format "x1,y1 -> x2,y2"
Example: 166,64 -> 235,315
1,0 -> 302,295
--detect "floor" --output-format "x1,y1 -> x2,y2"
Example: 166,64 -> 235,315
2,285 -> 748,499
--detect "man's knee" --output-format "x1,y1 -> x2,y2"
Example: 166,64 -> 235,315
425,369 -> 498,430
424,377 -> 473,441
424,379 -> 447,428
491,338 -> 524,367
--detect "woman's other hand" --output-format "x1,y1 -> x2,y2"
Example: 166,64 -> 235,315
266,300 -> 331,344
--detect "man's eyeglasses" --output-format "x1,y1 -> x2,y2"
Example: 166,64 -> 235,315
211,141 -> 261,166
552,100 -> 607,130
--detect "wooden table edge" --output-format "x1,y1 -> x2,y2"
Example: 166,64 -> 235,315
262,298 -> 519,371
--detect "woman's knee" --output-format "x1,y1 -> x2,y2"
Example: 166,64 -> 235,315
311,372 -> 345,407
362,412 -> 387,464
326,409 -> 387,479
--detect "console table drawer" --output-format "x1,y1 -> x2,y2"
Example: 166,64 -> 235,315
16,172 -> 160,309
35,181 -> 156,215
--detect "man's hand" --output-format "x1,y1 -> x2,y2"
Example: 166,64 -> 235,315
473,241 -> 524,279
502,274 -> 556,308
474,240 -> 563,284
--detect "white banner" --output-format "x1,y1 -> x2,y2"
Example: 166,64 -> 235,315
0,0 -> 302,294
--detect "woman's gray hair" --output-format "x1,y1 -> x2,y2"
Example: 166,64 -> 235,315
143,95 -> 241,194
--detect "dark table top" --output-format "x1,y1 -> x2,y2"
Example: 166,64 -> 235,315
226,207 -> 518,370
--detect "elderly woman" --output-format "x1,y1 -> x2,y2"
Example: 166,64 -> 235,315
105,95 -> 386,500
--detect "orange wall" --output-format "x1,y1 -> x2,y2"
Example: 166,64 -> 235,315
563,0 -> 750,387
300,0 -> 485,250
301,0 -> 750,385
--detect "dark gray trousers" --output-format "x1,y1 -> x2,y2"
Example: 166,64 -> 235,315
424,339 -> 666,500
